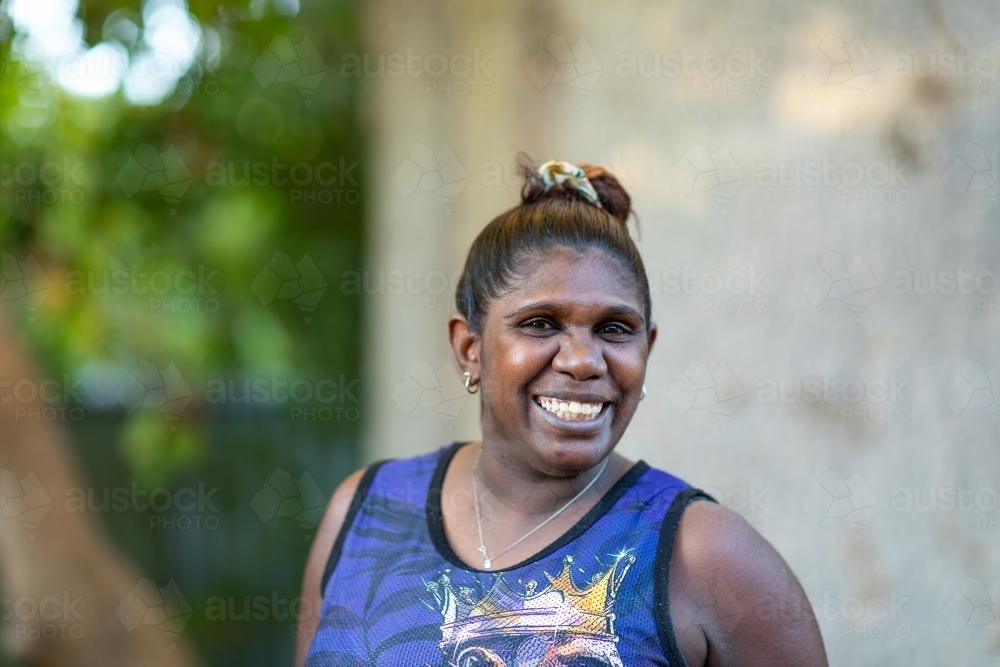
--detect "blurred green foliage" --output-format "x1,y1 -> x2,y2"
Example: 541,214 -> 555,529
0,0 -> 364,485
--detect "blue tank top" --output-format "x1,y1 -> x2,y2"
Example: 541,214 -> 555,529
307,441 -> 712,667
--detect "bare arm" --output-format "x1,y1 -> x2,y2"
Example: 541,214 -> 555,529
294,468 -> 366,667
669,501 -> 828,667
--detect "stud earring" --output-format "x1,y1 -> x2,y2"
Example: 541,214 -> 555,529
640,384 -> 647,400
463,371 -> 480,394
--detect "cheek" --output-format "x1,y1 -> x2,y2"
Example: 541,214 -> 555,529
605,347 -> 647,386
483,335 -> 554,396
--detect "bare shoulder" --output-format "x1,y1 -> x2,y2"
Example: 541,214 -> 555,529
668,500 -> 828,667
674,500 -> 779,572
295,467 -> 369,667
312,467 -> 369,565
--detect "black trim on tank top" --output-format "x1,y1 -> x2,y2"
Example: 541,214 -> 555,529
426,440 -> 651,574
320,460 -> 389,594
653,487 -> 718,667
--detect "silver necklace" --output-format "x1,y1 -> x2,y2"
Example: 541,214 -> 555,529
471,447 -> 610,570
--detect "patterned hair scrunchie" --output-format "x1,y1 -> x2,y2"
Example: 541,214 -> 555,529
538,160 -> 603,208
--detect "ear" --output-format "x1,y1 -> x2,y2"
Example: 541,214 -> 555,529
646,321 -> 658,356
448,313 -> 481,381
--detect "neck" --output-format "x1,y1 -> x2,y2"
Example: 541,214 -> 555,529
471,440 -> 617,519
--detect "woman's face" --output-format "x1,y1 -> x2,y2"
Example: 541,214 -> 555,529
461,246 -> 656,474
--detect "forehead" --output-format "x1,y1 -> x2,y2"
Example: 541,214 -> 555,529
498,246 -> 642,309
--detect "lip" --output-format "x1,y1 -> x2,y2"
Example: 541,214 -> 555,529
531,393 -> 613,434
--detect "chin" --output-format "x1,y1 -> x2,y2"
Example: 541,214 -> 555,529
528,427 -> 617,473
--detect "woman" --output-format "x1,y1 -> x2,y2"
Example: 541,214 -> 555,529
296,159 -> 828,667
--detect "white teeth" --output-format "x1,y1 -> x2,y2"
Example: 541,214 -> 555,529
536,396 -> 604,421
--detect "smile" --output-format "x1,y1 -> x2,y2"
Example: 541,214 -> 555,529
535,395 -> 606,422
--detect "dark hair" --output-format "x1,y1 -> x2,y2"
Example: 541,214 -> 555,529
455,154 -> 651,333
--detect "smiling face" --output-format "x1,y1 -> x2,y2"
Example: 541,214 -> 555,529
455,245 -> 655,475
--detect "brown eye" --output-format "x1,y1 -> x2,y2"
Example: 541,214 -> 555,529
523,318 -> 556,331
599,322 -> 632,336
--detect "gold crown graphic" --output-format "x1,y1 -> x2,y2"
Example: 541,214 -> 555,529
424,553 -> 636,646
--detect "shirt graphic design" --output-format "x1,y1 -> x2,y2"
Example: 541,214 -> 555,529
424,552 -> 636,667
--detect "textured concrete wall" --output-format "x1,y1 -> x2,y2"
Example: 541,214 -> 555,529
360,1 -> 1000,663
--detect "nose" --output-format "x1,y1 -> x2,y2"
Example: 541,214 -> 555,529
550,328 -> 607,381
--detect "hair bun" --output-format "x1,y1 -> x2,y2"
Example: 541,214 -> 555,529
518,154 -> 632,225
578,163 -> 631,224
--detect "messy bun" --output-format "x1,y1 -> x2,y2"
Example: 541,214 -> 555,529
520,159 -> 632,224
456,154 -> 650,333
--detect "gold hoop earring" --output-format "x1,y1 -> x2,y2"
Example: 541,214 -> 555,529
463,371 -> 480,394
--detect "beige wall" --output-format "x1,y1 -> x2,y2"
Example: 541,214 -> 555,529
360,0 -> 1000,663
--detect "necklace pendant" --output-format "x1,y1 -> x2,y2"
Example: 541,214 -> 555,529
478,545 -> 491,570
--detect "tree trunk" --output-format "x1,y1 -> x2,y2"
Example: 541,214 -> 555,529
0,304 -> 198,667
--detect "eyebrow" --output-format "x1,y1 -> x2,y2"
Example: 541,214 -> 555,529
503,300 -> 645,323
